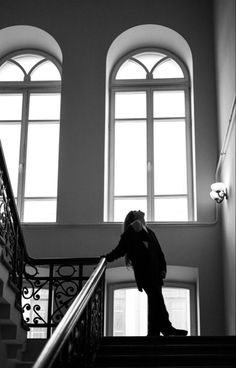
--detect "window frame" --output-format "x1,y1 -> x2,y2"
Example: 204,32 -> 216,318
106,280 -> 197,336
107,48 -> 195,222
0,49 -> 61,222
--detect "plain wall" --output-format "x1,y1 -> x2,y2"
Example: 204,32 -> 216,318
213,0 -> 236,335
0,0 -> 227,335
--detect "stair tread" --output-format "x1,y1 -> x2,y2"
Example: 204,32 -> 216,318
0,318 -> 16,325
95,366 -> 236,368
95,336 -> 236,367
103,336 -> 236,341
97,352 -> 236,356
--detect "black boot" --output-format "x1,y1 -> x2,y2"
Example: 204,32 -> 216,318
162,327 -> 188,336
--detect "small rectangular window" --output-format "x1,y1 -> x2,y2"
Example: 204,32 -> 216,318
0,94 -> 23,120
23,199 -> 57,223
115,92 -> 146,119
112,285 -> 192,336
29,93 -> 61,120
153,91 -> 185,118
114,198 -> 147,222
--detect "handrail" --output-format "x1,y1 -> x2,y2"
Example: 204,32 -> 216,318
33,256 -> 107,368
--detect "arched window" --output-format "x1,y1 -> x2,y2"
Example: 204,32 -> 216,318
0,50 -> 61,222
107,48 -> 194,222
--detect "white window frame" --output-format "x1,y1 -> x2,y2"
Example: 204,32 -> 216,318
0,49 -> 61,222
107,48 -> 195,222
106,281 -> 197,336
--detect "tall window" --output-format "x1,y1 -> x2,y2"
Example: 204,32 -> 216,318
0,51 -> 61,222
108,49 -> 194,222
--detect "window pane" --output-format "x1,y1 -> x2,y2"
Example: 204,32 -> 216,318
0,61 -> 24,81
23,199 -> 57,222
154,197 -> 188,221
13,54 -> 44,73
25,123 -> 59,196
31,60 -> 61,81
153,59 -> 184,78
114,198 -> 147,222
113,288 -> 147,336
113,287 -> 190,336
153,91 -> 185,118
29,94 -> 61,120
0,123 -> 21,195
0,94 -> 23,120
154,120 -> 187,195
115,92 -> 146,119
134,52 -> 165,71
163,288 -> 190,333
116,60 -> 146,80
114,121 -> 147,195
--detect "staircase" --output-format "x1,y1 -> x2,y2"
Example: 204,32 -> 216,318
0,260 -> 45,368
0,259 -> 27,368
94,336 -> 236,368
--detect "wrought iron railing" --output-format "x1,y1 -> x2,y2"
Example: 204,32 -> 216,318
22,257 -> 101,338
33,257 -> 106,368
0,142 -> 105,345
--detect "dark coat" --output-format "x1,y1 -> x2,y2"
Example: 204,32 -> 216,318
105,226 -> 167,291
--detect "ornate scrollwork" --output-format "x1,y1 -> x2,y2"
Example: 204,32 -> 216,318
22,279 -> 49,325
51,279 -> 81,324
55,264 -> 77,278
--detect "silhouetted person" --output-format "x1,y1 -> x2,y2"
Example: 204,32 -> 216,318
105,210 -> 188,337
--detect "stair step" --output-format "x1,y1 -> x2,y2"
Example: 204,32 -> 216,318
3,340 -> 22,359
95,367 -> 235,368
22,339 -> 47,361
8,359 -> 33,368
102,336 -> 236,345
99,343 -> 235,354
95,353 -> 235,366
0,278 -> 4,297
94,336 -> 236,367
0,301 -> 11,319
0,319 -> 17,339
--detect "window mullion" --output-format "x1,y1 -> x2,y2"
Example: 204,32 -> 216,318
17,90 -> 29,220
185,87 -> 195,221
146,88 -> 154,221
109,90 -> 115,221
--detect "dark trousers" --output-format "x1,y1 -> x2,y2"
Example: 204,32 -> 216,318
143,283 -> 172,336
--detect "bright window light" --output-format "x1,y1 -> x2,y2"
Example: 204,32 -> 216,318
114,121 -> 147,196
0,52 -> 61,222
107,49 -> 193,222
113,287 -> 191,336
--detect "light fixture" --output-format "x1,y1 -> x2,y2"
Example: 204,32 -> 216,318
210,182 -> 228,203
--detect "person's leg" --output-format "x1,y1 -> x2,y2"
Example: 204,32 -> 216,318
144,284 -> 171,336
144,284 -> 188,336
146,290 -> 160,336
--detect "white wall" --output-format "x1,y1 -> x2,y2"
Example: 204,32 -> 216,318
213,0 -> 236,335
0,0 -> 226,335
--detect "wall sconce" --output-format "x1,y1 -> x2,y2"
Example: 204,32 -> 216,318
210,182 -> 228,203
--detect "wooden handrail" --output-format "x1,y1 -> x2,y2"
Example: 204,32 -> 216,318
33,256 -> 107,368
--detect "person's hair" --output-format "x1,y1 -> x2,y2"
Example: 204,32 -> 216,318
123,210 -> 136,232
123,210 -> 137,267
